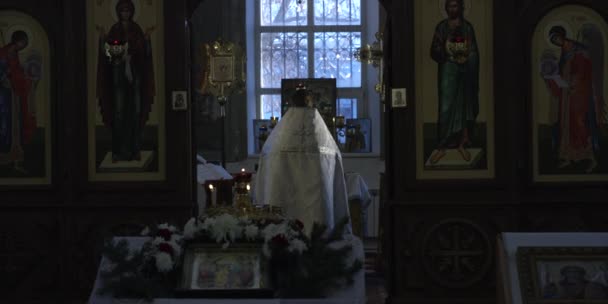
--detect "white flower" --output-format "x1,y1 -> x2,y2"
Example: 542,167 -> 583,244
201,217 -> 217,231
183,218 -> 199,239
287,239 -> 307,254
170,233 -> 183,243
158,223 -> 177,232
152,237 -> 165,245
238,216 -> 251,224
168,240 -> 182,258
261,224 -> 277,241
285,224 -> 300,238
155,252 -> 174,273
211,214 -> 241,244
140,226 -> 150,236
244,225 -> 259,241
262,223 -> 287,241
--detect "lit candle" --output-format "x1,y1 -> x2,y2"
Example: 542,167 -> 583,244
208,184 -> 216,206
246,183 -> 251,193
234,168 -> 252,184
336,116 -> 345,128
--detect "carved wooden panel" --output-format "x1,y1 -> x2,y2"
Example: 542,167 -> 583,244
390,204 -> 516,301
421,218 -> 492,288
0,213 -> 61,301
61,208 -> 190,300
0,209 -> 191,302
519,205 -> 608,232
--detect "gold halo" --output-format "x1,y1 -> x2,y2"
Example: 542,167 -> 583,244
439,0 -> 473,18
5,24 -> 34,53
110,0 -> 141,22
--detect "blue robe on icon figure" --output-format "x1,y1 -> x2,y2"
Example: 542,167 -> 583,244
254,89 -> 351,235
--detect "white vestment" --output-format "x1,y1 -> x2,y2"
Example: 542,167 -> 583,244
254,107 -> 351,235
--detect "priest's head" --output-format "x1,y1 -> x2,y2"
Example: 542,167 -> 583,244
292,88 -> 314,108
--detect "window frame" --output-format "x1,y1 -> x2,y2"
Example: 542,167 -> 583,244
249,0 -> 380,155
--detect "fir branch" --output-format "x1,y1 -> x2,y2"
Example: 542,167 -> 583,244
97,235 -> 180,300
272,216 -> 363,298
97,215 -> 360,300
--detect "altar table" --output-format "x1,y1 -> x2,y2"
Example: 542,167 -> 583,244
88,236 -> 365,304
108,299 -> 361,303
196,165 -> 374,233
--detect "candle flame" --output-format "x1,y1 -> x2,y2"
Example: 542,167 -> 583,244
209,184 -> 214,190
246,184 -> 251,191
241,168 -> 245,172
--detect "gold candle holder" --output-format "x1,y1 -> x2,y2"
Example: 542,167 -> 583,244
234,183 -> 252,213
270,116 -> 278,129
232,168 -> 253,214
335,116 -> 345,128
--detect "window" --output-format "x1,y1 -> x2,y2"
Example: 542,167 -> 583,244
255,0 -> 364,119
247,0 -> 380,154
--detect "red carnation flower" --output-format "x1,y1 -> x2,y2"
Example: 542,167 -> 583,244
271,234 -> 289,247
157,229 -> 172,241
158,243 -> 174,256
294,220 -> 304,231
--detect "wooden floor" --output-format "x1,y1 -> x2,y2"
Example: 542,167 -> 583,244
364,238 -> 387,304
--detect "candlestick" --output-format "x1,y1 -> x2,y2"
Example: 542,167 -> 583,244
208,184 -> 217,206
234,182 -> 252,213
270,116 -> 278,128
233,168 -> 252,184
335,116 -> 345,128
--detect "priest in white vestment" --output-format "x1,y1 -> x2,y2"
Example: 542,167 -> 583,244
254,89 -> 351,235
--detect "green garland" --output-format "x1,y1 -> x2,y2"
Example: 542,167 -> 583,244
97,216 -> 362,299
98,239 -> 180,300
269,217 -> 363,298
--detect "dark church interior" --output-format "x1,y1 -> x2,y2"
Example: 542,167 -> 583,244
1,0 -> 608,303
